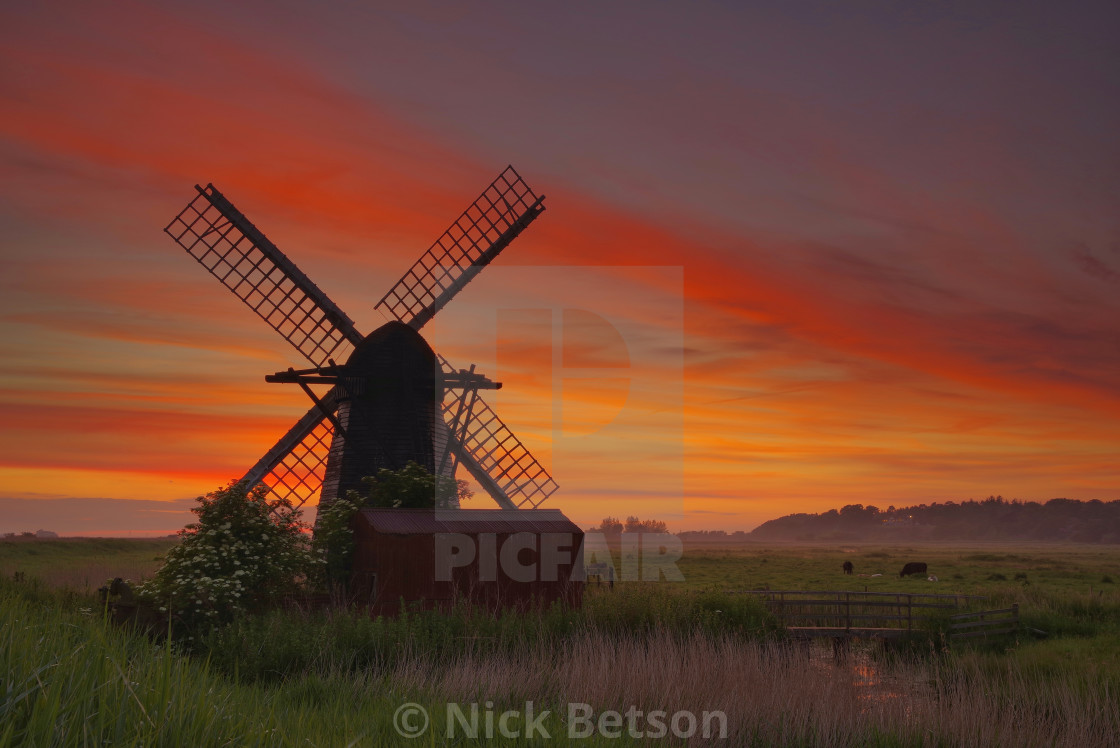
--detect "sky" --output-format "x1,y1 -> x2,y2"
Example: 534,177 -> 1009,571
1,1 -> 1118,535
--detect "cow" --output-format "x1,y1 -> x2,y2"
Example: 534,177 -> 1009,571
899,562 -> 928,578
842,561 -> 854,575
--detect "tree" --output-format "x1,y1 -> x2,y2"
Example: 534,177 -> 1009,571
311,462 -> 473,589
355,460 -> 471,509
594,517 -> 623,536
138,481 -> 311,633
624,516 -> 669,533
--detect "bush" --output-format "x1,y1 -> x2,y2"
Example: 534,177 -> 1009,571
309,495 -> 361,591
311,462 -> 472,589
352,460 -> 471,510
137,481 -> 311,633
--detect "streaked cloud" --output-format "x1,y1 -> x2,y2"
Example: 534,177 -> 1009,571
1,2 -> 1118,532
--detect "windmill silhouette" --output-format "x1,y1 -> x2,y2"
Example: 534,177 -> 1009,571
164,167 -> 558,514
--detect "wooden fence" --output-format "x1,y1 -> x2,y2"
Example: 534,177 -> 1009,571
949,604 -> 1020,639
745,590 -> 990,639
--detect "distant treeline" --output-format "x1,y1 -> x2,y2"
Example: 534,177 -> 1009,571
586,516 -> 669,535
749,497 -> 1120,543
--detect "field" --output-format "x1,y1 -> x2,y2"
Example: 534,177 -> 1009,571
678,540 -> 1120,680
2,538 -> 1118,746
0,537 -> 174,590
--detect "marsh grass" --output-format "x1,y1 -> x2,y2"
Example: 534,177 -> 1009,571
4,539 -> 1119,746
0,576 -> 481,747
199,584 -> 780,683
7,574 -> 1115,746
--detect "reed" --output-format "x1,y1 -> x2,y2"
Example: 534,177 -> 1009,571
4,574 -> 1116,747
4,539 -> 1118,746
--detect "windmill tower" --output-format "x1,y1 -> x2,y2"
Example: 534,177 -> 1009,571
164,167 -> 558,515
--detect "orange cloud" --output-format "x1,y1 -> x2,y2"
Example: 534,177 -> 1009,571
2,3 -> 1118,532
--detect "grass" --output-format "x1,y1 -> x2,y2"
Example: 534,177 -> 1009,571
0,575 -> 451,746
197,584 -> 779,684
0,537 -> 175,591
675,540 -> 1120,691
2,538 -> 1119,746
674,541 -> 1120,598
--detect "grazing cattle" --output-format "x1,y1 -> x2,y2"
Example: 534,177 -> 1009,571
899,562 -> 928,578
842,561 -> 854,575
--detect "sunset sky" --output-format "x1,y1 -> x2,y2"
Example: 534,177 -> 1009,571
2,1 -> 1118,535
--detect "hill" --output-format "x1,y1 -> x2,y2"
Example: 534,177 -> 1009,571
749,497 -> 1120,543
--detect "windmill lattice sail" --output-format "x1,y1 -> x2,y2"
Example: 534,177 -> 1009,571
438,356 -> 558,509
257,419 -> 334,511
165,184 -> 362,366
375,166 -> 545,331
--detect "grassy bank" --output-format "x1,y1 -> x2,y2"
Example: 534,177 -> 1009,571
3,576 -> 1118,746
3,539 -> 1118,746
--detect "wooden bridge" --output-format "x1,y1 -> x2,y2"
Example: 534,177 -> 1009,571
948,605 -> 1021,640
745,590 -> 1013,640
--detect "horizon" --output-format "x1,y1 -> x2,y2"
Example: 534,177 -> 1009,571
2,2 -> 1119,534
2,493 -> 1113,540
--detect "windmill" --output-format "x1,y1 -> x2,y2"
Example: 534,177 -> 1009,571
164,166 -> 558,516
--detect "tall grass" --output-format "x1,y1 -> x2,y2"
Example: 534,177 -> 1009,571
0,577 -> 491,746
6,538 -> 1119,746
199,584 -> 779,682
3,574 -> 1117,746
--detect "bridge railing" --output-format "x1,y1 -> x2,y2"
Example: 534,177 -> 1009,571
743,590 -> 989,636
949,604 -> 1020,639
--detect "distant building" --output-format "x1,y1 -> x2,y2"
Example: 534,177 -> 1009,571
350,508 -> 584,616
34,529 -> 59,539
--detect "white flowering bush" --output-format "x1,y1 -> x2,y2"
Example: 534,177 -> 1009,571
138,481 -> 311,633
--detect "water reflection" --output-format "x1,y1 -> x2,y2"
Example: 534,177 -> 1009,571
804,639 -> 928,716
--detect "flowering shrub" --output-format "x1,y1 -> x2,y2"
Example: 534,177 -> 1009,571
138,481 -> 311,632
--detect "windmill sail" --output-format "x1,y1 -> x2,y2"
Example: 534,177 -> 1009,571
253,419 -> 334,511
165,185 -> 363,366
240,390 -> 340,510
438,356 -> 558,509
375,166 -> 545,331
